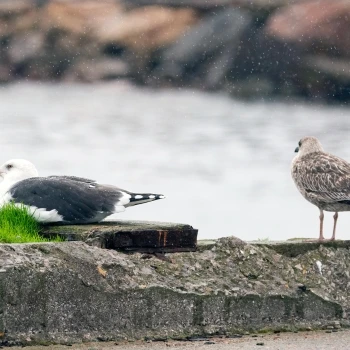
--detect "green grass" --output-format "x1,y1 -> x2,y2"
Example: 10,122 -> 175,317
0,203 -> 63,243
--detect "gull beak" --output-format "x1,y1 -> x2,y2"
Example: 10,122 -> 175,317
295,147 -> 299,153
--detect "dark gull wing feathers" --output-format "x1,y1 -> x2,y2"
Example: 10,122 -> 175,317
8,177 -> 128,223
293,152 -> 350,203
48,176 -> 96,184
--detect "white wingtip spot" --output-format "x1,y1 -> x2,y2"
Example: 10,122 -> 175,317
135,195 -> 143,199
159,195 -> 165,199
114,205 -> 126,213
149,195 -> 155,199
117,191 -> 131,206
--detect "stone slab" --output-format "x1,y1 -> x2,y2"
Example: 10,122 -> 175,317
40,221 -> 198,253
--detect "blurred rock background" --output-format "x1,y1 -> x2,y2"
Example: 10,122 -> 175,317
0,0 -> 349,101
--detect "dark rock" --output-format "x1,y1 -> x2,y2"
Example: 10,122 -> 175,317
0,64 -> 11,82
304,55 -> 350,83
299,54 -> 350,101
263,0 -> 350,101
124,0 -> 309,11
225,76 -> 276,99
124,0 -> 235,10
229,28 -> 304,98
265,0 -> 350,57
7,31 -> 45,64
0,0 -> 348,102
151,8 -> 253,89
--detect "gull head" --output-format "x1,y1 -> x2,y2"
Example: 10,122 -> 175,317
0,159 -> 39,184
294,136 -> 324,157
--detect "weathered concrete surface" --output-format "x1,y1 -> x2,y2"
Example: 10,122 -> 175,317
0,236 -> 350,345
40,221 -> 198,253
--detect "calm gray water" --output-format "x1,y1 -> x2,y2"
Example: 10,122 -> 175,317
1,82 -> 350,240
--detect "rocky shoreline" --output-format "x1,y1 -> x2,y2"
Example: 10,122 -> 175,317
0,0 -> 349,101
0,230 -> 350,345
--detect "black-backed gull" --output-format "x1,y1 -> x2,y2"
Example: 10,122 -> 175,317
0,159 -> 165,224
291,136 -> 350,240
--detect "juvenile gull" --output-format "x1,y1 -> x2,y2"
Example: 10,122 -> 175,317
291,136 -> 350,240
0,159 -> 165,224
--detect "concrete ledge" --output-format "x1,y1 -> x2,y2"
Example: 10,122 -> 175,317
0,233 -> 349,345
254,239 -> 350,257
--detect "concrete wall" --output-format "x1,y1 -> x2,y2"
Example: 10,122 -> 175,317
0,238 -> 348,345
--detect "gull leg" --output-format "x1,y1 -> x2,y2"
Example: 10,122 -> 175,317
319,209 -> 325,241
331,212 -> 338,241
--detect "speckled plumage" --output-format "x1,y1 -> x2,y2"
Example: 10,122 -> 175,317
292,152 -> 350,211
291,136 -> 350,240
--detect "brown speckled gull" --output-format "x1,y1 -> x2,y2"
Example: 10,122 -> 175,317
291,136 -> 350,241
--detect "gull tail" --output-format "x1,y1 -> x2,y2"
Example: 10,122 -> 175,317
126,192 -> 165,207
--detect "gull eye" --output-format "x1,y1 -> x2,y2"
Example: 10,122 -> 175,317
298,140 -> 302,147
6,164 -> 13,170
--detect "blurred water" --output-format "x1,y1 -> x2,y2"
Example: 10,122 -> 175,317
0,81 -> 350,240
